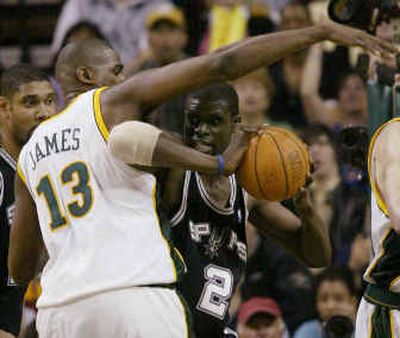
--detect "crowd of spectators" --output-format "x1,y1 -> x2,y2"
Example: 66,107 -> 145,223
1,0 -> 376,337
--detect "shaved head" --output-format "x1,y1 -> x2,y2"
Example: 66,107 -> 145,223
55,39 -> 124,98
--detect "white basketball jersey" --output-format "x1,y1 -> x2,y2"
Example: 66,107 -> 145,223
18,88 -> 185,308
364,118 -> 400,292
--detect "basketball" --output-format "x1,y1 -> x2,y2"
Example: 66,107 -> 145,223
237,126 -> 310,201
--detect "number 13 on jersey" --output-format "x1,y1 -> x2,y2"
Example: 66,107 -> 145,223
36,161 -> 94,231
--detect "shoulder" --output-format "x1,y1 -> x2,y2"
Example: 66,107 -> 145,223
294,320 -> 321,338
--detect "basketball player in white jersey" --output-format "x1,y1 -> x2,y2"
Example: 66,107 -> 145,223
8,23 -> 397,338
355,118 -> 400,337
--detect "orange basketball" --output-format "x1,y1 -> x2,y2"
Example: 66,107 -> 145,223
237,126 -> 310,201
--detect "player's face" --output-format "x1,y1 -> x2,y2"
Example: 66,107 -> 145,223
239,314 -> 283,338
308,135 -> 338,179
185,98 -> 235,155
338,74 -> 367,117
148,21 -> 187,64
316,280 -> 355,322
91,48 -> 125,86
8,81 -> 56,145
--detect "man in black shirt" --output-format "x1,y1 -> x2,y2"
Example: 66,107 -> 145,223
0,64 -> 56,338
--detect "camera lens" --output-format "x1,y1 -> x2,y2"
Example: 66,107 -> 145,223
323,315 -> 354,338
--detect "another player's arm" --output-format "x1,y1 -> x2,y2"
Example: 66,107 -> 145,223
8,176 -> 44,284
372,122 -> 400,233
248,188 -> 331,267
100,22 -> 396,129
108,121 -> 259,176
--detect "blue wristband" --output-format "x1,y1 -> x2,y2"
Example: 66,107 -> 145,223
216,155 -> 224,175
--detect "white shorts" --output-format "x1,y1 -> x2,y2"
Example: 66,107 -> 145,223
355,297 -> 400,338
36,287 -> 191,338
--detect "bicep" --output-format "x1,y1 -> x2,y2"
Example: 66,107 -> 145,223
8,175 -> 43,284
103,54 -> 219,117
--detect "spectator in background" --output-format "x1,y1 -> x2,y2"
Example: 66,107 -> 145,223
269,2 -> 312,130
240,225 -> 315,334
199,0 -> 248,54
233,68 -> 275,125
128,4 -> 188,134
301,44 -> 368,128
233,67 -> 294,130
294,266 -> 357,338
51,0 -> 171,64
237,297 -> 289,338
304,124 -> 369,270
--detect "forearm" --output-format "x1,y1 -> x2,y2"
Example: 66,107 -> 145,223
212,25 -> 327,81
297,206 -> 331,267
152,133 -> 219,174
8,238 -> 42,285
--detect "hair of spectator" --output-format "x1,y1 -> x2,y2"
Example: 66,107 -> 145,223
0,63 -> 48,98
280,1 -> 312,24
186,83 -> 239,117
238,68 -> 275,100
315,266 -> 356,297
302,123 -> 340,160
62,21 -> 107,48
335,70 -> 367,99
55,38 -> 113,85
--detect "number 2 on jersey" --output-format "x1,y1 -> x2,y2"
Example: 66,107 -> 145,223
36,161 -> 93,230
197,264 -> 234,319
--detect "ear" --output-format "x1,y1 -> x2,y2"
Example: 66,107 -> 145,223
0,96 -> 11,119
75,66 -> 96,86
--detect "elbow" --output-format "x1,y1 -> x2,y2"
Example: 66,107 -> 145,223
302,248 -> 332,268
8,261 -> 33,285
209,53 -> 237,82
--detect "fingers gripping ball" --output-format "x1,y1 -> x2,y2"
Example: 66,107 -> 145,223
237,126 -> 310,201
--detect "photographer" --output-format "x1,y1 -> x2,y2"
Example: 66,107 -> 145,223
294,266 -> 357,338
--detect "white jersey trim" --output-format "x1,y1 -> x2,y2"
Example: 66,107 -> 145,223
170,171 -> 191,226
0,148 -> 16,170
195,172 -> 236,215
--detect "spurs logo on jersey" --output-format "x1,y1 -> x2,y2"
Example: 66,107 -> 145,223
171,171 -> 247,338
189,221 -> 246,261
17,88 -> 185,308
364,118 -> 400,292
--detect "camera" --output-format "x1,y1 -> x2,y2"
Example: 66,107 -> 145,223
328,0 -> 400,34
339,126 -> 368,171
323,315 -> 354,338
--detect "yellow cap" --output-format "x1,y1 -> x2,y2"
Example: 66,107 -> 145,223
146,6 -> 186,29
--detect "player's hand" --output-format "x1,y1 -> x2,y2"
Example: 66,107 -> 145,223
222,123 -> 261,176
320,21 -> 399,58
293,186 -> 313,215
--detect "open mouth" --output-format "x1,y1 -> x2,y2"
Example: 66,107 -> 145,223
194,142 -> 213,154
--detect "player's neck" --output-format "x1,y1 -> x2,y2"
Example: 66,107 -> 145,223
0,134 -> 20,161
64,86 -> 93,105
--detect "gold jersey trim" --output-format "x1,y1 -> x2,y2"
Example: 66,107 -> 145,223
93,87 -> 109,141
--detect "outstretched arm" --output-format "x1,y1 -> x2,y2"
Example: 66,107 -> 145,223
108,121 -> 259,176
372,121 -> 400,233
8,176 -> 44,284
248,188 -> 331,267
101,22 -> 397,129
